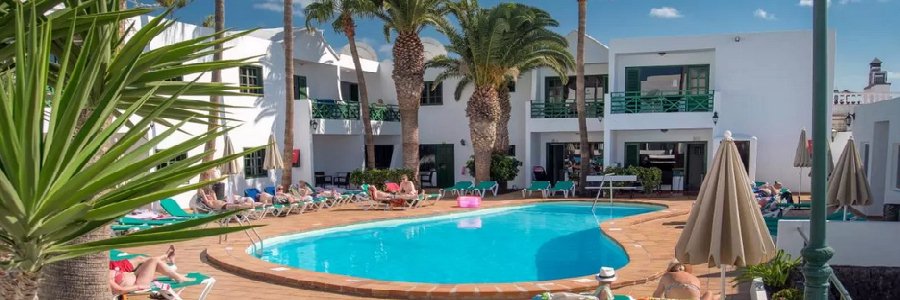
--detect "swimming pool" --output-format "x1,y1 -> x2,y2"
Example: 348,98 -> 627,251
253,202 -> 660,284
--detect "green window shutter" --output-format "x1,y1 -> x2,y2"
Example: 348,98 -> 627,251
625,143 -> 639,167
294,75 -> 308,99
625,68 -> 641,92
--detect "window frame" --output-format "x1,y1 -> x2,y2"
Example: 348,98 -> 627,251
420,81 -> 443,106
293,75 -> 308,99
239,65 -> 265,95
243,147 -> 267,178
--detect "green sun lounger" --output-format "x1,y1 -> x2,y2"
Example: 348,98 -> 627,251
548,181 -> 575,198
522,181 -> 550,198
118,217 -> 182,226
160,198 -> 213,219
111,224 -> 151,234
466,181 -> 498,197
110,249 -> 147,261
443,181 -> 473,197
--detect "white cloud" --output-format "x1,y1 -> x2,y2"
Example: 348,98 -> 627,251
888,71 -> 899,79
252,0 -> 313,15
649,7 -> 682,19
799,0 -> 832,7
753,9 -> 776,20
378,44 -> 393,55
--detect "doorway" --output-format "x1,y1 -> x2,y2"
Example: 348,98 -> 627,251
364,145 -> 394,169
420,144 -> 455,188
686,143 -> 706,191
624,141 -> 707,191
340,81 -> 359,102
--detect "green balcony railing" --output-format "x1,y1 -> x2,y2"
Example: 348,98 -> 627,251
311,100 -> 360,120
530,100 -> 603,118
369,104 -> 401,121
609,90 -> 714,114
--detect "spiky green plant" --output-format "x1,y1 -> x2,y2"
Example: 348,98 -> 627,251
734,250 -> 802,292
0,2 -> 259,299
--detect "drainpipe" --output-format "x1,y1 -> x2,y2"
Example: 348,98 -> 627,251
801,0 -> 835,299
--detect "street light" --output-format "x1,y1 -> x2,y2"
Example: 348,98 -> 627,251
712,111 -> 719,125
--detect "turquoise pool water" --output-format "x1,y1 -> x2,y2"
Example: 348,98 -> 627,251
253,202 -> 660,284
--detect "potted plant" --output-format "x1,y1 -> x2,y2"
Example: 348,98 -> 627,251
734,250 -> 802,297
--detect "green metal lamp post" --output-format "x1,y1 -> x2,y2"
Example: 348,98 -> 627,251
801,0 -> 835,299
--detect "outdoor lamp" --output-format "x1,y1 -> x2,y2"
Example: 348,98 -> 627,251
460,139 -> 466,146
309,120 -> 319,131
597,115 -> 603,123
845,113 -> 855,127
712,111 -> 719,125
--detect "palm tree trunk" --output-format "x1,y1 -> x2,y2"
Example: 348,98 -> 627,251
346,20 -> 376,170
201,0 -> 225,181
281,0 -> 295,186
576,0 -> 590,195
493,86 -> 511,154
1,269 -> 40,300
392,33 -> 424,179
38,228 -> 111,299
468,86 -> 501,182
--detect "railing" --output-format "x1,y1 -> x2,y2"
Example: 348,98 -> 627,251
833,91 -> 899,106
369,104 -> 401,121
610,90 -> 714,114
311,101 -> 360,120
530,99 -> 603,118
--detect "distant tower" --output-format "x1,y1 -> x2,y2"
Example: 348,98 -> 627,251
865,58 -> 890,91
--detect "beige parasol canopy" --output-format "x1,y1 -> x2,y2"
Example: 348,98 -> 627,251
263,134 -> 284,171
220,135 -> 240,175
675,131 -> 777,268
793,128 -> 812,168
827,137 -> 873,208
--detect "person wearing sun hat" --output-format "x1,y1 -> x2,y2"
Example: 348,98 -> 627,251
591,267 -> 617,300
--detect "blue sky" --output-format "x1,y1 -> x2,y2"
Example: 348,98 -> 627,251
138,0 -> 899,92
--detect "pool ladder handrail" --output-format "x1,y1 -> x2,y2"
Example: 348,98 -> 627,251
591,173 -> 616,209
218,212 -> 264,256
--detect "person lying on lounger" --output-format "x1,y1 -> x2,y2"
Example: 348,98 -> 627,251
291,180 -> 315,202
652,260 -> 719,300
396,175 -> 419,200
274,185 -> 298,204
198,187 -> 261,210
367,185 -> 406,207
108,246 -> 189,295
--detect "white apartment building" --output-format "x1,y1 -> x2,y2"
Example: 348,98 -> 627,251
134,16 -> 835,207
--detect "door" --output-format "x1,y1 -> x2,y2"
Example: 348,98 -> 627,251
625,143 -> 640,167
546,144 -> 566,184
734,141 -> 751,174
364,145 -> 394,169
685,143 -> 707,191
434,144 -> 455,188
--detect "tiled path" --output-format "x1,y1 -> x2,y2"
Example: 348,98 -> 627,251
125,193 -> 752,299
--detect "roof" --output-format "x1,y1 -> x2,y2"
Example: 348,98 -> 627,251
871,57 -> 882,64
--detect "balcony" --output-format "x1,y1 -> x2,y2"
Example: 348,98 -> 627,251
610,91 -> 714,114
530,100 -> 603,118
369,104 -> 401,121
311,100 -> 360,120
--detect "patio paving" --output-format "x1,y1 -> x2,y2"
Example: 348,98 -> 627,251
123,192 -> 760,299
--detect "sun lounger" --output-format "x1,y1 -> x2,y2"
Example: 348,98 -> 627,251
112,224 -> 151,235
118,217 -> 182,226
160,198 -> 213,219
547,181 -> 575,198
443,181 -> 473,197
522,181 -> 550,198
467,181 -> 498,197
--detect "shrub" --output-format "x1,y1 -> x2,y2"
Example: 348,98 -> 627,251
734,250 -> 802,294
349,168 -> 416,189
771,288 -> 802,300
465,153 -> 522,182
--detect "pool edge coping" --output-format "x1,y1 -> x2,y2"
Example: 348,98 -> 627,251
205,198 -> 689,299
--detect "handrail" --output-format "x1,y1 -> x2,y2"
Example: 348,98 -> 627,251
609,90 -> 714,114
795,226 -> 852,300
311,101 -> 361,120
530,99 -> 603,118
369,104 -> 401,121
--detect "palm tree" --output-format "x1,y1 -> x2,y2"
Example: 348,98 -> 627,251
0,3 -> 256,299
305,0 -> 379,169
156,0 -> 190,8
371,0 -> 449,178
201,0 -> 225,181
282,0 -> 296,186
428,1 -> 572,182
202,14 -> 215,27
575,0 -> 589,194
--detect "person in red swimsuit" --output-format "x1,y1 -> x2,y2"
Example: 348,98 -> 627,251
108,246 -> 189,295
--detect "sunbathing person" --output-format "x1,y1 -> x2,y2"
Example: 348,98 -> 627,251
198,187 -> 259,210
652,260 -> 719,300
396,175 -> 419,200
291,180 -> 315,202
367,185 -> 406,207
108,247 -> 189,295
273,185 -> 298,204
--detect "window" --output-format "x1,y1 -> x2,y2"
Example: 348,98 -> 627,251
156,151 -> 188,170
544,75 -> 608,101
624,65 -> 710,94
341,81 -> 359,101
863,143 -> 870,176
243,147 -> 267,178
421,81 -> 443,105
507,145 -> 516,156
293,75 -> 308,99
506,81 -> 516,93
239,66 -> 264,94
895,145 -> 900,189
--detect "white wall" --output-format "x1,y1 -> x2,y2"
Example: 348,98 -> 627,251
312,135 -> 365,176
777,219 -> 900,267
607,31 -> 836,191
853,98 -> 900,216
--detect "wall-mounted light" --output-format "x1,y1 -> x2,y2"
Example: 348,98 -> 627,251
712,111 -> 719,125
460,139 -> 466,146
845,113 -> 855,127
309,120 -> 319,131
660,129 -> 669,133
657,52 -> 667,56
597,115 -> 603,123
734,36 -> 741,43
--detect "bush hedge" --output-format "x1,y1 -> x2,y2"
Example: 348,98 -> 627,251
348,168 -> 416,189
465,153 -> 522,182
